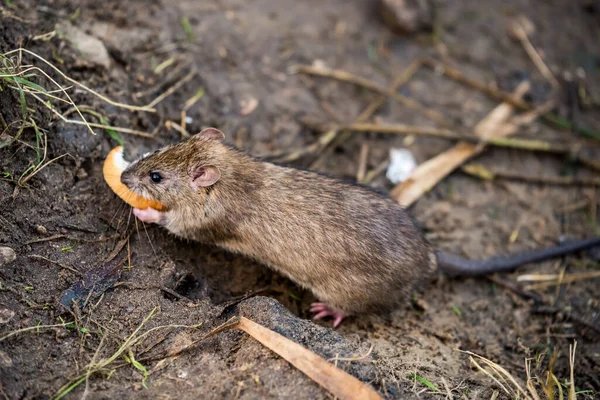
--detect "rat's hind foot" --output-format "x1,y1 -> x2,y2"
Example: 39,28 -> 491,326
310,302 -> 346,328
133,207 -> 164,224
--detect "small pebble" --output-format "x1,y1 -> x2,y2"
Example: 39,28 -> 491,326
76,168 -> 88,180
177,369 -> 188,379
380,0 -> 433,34
0,351 -> 13,368
0,308 -> 15,324
0,247 -> 16,267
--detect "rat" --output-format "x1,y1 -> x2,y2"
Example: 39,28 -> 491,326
120,128 -> 600,327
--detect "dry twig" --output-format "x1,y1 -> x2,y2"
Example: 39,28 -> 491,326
461,164 -> 600,187
291,63 -> 450,126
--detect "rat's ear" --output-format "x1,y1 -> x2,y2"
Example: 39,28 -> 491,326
194,128 -> 225,141
190,165 -> 221,189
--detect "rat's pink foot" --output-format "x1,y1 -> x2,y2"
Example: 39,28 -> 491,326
133,207 -> 164,224
310,302 -> 346,328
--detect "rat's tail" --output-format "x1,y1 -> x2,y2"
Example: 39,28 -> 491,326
436,236 -> 600,277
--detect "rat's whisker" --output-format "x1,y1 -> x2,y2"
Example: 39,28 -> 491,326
134,213 -> 141,244
110,201 -> 127,230
142,220 -> 157,256
114,205 -> 126,234
114,191 -> 136,233
125,205 -> 134,235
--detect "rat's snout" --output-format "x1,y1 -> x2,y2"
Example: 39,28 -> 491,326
120,170 -> 134,187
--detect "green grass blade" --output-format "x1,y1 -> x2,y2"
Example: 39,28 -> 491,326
99,116 -> 124,146
12,76 -> 48,93
410,373 -> 441,393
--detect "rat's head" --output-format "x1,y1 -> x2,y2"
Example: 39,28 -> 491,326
120,128 -> 227,208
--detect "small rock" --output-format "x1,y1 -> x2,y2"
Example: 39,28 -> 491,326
56,21 -> 111,69
177,369 -> 188,379
0,247 -> 16,267
0,308 -> 15,324
0,351 -> 13,368
36,225 -> 48,234
380,0 -> 434,34
76,168 -> 88,180
0,132 -> 13,145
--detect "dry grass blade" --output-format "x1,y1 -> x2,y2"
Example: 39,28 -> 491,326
18,153 -> 71,186
265,129 -> 339,163
508,17 -> 560,89
52,307 -> 203,399
1,56 -> 95,135
1,49 -> 159,141
236,317 -> 381,400
26,87 -> 156,138
462,350 -> 529,398
569,342 -> 577,400
469,356 -> 512,396
328,343 -> 374,363
524,359 -> 542,400
146,67 -> 196,108
356,143 -> 369,182
28,254 -> 81,276
361,159 -> 389,185
0,321 -> 73,342
461,164 -> 600,187
518,271 -> 600,283
3,48 -> 156,112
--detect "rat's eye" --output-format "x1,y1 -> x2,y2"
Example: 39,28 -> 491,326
150,172 -> 163,183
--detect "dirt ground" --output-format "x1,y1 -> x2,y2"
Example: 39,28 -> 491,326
1,0 -> 600,399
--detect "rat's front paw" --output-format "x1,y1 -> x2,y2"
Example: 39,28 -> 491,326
133,207 -> 164,224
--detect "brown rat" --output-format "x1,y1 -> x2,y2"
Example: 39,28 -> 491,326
120,128 -> 600,327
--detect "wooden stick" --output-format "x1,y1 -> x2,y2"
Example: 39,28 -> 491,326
390,81 -> 531,206
237,317 -> 381,400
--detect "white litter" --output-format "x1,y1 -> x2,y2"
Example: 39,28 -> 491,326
386,148 -> 417,184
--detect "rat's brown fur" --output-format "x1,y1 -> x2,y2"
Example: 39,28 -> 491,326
121,130 -> 436,315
